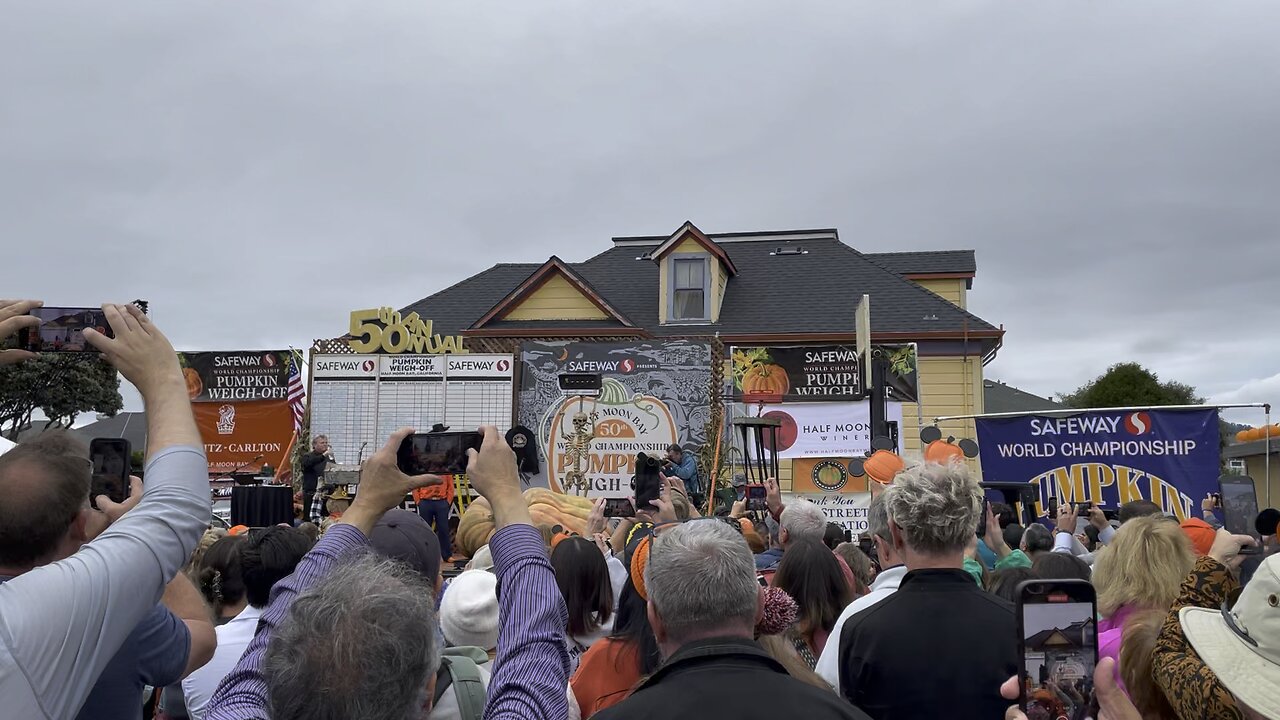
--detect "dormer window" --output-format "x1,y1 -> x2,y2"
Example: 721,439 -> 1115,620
670,255 -> 709,321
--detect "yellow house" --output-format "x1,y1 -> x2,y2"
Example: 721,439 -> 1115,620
401,222 -> 1003,490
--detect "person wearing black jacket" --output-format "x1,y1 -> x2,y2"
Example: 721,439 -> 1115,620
299,434 -> 331,522
594,520 -> 870,720
838,462 -> 1018,720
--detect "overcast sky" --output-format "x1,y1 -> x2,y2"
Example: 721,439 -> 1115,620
3,1 -> 1277,424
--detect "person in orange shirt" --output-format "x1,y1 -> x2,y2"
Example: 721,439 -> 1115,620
413,476 -> 454,562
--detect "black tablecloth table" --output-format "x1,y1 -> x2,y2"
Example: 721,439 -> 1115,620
231,485 -> 293,528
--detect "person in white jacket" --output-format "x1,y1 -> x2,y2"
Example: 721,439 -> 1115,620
815,493 -> 906,689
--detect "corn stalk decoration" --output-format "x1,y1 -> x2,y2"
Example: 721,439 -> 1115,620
699,334 -> 727,513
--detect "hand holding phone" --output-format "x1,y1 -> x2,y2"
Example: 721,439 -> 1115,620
745,484 -> 768,512
602,498 -> 635,518
17,306 -> 114,353
90,438 -> 132,509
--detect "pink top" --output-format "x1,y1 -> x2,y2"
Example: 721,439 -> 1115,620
1098,605 -> 1136,696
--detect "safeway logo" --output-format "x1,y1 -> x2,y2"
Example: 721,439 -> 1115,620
361,359 -> 376,372
497,359 -> 511,372
1124,412 -> 1152,435
263,354 -> 277,367
565,359 -> 636,374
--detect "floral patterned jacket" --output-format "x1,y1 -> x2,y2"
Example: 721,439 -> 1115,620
1152,556 -> 1243,720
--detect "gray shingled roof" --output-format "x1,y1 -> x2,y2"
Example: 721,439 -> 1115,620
866,250 -> 976,275
983,381 -> 1063,414
403,236 -> 999,338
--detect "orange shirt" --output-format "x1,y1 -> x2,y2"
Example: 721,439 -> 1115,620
412,476 -> 455,504
571,637 -> 644,717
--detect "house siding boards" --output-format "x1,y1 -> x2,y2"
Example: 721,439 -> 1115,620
501,274 -> 609,321
913,278 -> 967,308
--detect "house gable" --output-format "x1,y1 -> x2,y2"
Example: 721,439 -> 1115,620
470,256 -> 635,330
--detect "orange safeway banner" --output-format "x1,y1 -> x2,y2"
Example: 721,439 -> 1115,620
193,399 -> 294,476
790,457 -> 872,494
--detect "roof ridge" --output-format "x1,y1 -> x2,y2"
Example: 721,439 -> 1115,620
843,245 -> 998,332
399,263 -> 531,311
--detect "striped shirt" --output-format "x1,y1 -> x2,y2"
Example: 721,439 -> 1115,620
205,521 -> 568,720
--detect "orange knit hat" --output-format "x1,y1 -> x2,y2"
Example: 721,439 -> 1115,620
630,536 -> 653,601
1180,517 -> 1216,556
228,525 -> 250,536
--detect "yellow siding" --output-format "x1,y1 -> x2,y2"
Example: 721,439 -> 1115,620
1243,454 -> 1279,509
502,274 -> 609,321
897,355 -> 985,472
914,278 -> 967,309
710,259 -> 727,321
673,238 -> 703,253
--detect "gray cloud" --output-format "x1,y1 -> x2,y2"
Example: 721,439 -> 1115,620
3,1 -> 1277,425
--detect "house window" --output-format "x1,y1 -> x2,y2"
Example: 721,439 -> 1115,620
671,257 -> 708,321
1227,458 -> 1247,474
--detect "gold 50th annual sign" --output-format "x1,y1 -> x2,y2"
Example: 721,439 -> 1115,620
348,307 -> 468,354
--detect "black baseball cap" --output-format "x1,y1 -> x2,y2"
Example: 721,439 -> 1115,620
369,509 -> 442,587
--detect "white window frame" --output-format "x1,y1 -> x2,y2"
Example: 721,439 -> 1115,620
667,253 -> 711,323
1227,458 -> 1247,473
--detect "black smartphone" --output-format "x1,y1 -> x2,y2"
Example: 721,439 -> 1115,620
1046,496 -> 1058,519
1017,579 -> 1098,718
603,497 -> 635,518
89,438 -> 131,509
396,432 -> 482,476
634,453 -> 662,512
745,484 -> 768,512
17,307 -> 113,353
977,498 -> 989,538
1219,476 -> 1263,553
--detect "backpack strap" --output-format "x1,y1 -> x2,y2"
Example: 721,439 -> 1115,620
436,648 -> 488,720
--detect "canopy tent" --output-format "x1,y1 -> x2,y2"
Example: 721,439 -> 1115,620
0,436 -> 16,456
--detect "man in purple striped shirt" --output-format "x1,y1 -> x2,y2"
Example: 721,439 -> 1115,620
206,425 -> 569,720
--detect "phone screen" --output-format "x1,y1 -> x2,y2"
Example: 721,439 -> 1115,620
745,484 -> 767,512
634,453 -> 662,511
603,498 -> 635,518
19,307 -> 113,352
396,432 -> 481,476
90,438 -> 131,507
1018,580 -> 1098,719
1219,477 -> 1260,538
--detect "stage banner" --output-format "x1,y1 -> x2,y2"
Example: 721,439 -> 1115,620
518,340 -> 710,498
177,350 -> 292,402
194,399 -> 294,476
791,457 -> 875,494
750,401 -> 904,459
784,492 -> 872,533
975,409 -> 1221,521
729,344 -> 918,403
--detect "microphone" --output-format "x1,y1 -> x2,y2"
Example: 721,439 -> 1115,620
228,454 -> 266,476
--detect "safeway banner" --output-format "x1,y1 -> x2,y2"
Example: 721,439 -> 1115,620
177,350 -> 292,402
975,409 -> 1220,521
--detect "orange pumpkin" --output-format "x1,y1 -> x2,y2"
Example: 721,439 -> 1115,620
864,449 -> 904,485
925,440 -> 966,464
183,368 -> 203,399
741,363 -> 790,399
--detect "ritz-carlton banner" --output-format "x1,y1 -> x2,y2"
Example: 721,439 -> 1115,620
975,409 -> 1221,521
518,341 -> 711,498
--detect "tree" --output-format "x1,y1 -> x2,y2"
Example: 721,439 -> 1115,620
0,355 -> 123,440
1059,362 -> 1203,409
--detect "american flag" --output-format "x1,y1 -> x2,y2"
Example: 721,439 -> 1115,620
286,350 -> 306,433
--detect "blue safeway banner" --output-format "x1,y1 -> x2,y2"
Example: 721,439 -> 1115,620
975,409 -> 1220,521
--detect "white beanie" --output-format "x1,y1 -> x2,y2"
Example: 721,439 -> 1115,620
466,544 -> 494,573
439,570 -> 499,651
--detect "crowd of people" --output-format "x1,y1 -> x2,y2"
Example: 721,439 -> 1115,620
1,298 -> 1278,720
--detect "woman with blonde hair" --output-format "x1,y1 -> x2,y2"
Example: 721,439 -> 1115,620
1091,515 -> 1195,695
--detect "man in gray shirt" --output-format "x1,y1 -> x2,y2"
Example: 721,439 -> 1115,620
0,301 -> 212,719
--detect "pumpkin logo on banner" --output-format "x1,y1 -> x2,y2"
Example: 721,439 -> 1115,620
811,460 -> 850,492
541,378 -> 677,496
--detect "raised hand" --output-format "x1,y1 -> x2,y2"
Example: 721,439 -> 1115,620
0,299 -> 41,365
84,476 -> 144,541
585,497 -> 607,537
764,476 -> 783,517
1208,527 -> 1258,569
83,303 -> 182,397
344,427 -> 441,534
466,425 -> 529,530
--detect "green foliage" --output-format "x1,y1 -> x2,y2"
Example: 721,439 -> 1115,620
0,355 -> 123,440
1059,362 -> 1203,409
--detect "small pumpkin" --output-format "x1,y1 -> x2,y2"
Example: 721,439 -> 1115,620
1237,429 -> 1252,443
863,449 -> 905,484
924,440 -> 965,464
183,367 -> 203,399
741,363 -> 790,400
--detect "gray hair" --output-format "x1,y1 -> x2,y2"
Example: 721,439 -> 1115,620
1022,523 -> 1054,554
645,520 -> 758,642
883,462 -> 981,555
312,434 -> 329,446
866,494 -> 891,544
780,498 -> 827,544
264,555 -> 438,720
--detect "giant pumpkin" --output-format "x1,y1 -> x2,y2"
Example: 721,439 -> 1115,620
456,487 -> 596,556
183,367 -> 203,399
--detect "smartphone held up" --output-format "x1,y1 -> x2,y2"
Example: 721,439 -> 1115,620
1017,579 -> 1099,718
395,432 -> 482,476
90,438 -> 132,509
16,307 -> 114,353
